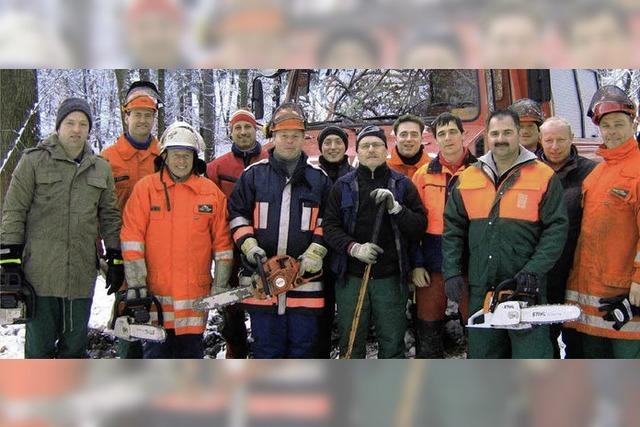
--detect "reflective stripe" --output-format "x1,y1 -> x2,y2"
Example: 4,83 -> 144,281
313,226 -> 324,237
174,299 -> 201,310
316,217 -> 323,227
301,205 -> 312,231
248,394 -> 332,418
286,297 -> 325,308
258,202 -> 269,229
576,311 -> 640,332
295,281 -> 323,292
635,251 -> 640,264
174,316 -> 206,328
214,250 -> 234,261
277,182 -> 292,256
565,290 -> 602,308
233,226 -> 254,242
150,311 -> 175,321
122,241 -> 145,252
230,216 -> 251,229
0,258 -> 21,264
156,295 -> 174,305
113,259 -> 124,265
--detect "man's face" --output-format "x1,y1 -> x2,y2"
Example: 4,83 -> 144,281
321,135 -> 346,163
599,112 -> 635,149
395,121 -> 423,158
541,121 -> 573,165
58,111 -> 90,157
165,148 -> 194,180
357,136 -> 388,169
231,120 -> 257,150
125,108 -> 155,141
273,129 -> 304,160
435,121 -> 464,161
519,121 -> 541,151
487,115 -> 520,163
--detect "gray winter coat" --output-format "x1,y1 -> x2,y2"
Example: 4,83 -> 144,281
1,134 -> 121,298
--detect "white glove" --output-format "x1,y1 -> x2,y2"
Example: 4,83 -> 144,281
370,188 -> 402,214
412,267 -> 431,288
349,242 -> 384,264
299,243 -> 328,275
240,237 -> 266,266
213,259 -> 233,293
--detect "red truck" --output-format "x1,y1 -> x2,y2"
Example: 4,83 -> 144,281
251,69 -> 602,160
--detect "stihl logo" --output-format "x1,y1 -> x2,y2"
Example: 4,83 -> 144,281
532,311 -> 545,317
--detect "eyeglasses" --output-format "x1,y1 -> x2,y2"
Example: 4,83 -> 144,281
358,142 -> 386,150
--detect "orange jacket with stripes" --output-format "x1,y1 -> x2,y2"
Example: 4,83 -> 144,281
566,138 -> 640,339
121,172 -> 233,335
387,146 -> 431,179
101,134 -> 160,211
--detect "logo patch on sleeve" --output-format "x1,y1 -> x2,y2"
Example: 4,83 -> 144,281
198,204 -> 213,213
611,188 -> 629,199
150,206 -> 161,212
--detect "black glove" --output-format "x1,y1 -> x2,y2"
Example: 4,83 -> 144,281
598,295 -> 640,331
0,245 -> 25,289
514,271 -> 540,296
445,275 -> 466,303
105,248 -> 125,295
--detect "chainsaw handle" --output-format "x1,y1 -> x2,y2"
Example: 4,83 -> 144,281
150,294 -> 164,327
489,279 -> 517,312
254,253 -> 271,297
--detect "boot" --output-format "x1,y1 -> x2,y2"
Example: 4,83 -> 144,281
415,319 -> 445,359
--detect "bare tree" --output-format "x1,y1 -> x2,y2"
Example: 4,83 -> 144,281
201,69 -> 216,160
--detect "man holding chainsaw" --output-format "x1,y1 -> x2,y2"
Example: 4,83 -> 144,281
0,98 -> 122,358
323,125 -> 426,359
565,86 -> 640,358
227,102 -> 332,358
443,109 -> 568,359
120,121 -> 233,358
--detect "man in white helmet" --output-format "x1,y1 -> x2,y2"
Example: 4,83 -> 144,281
120,122 -> 233,358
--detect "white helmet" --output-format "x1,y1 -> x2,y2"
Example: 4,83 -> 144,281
159,121 -> 206,156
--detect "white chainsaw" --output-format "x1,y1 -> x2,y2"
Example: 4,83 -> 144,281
467,279 -> 581,330
107,287 -> 167,342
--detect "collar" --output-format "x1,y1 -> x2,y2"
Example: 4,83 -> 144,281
596,138 -> 639,164
319,155 -> 349,170
357,162 -> 390,180
268,147 -> 308,180
231,141 -> 262,159
478,145 -> 537,183
116,134 -> 160,160
125,132 -> 153,150
392,144 -> 425,166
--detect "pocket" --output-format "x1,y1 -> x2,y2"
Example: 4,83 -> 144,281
34,172 -> 63,199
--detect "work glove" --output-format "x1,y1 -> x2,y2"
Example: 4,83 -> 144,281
598,295 -> 640,331
444,275 -> 465,303
412,267 -> 431,288
213,259 -> 233,293
105,248 -> 125,295
240,237 -> 267,266
514,271 -> 540,296
348,242 -> 384,264
370,188 -> 402,214
299,243 -> 328,275
0,245 -> 25,289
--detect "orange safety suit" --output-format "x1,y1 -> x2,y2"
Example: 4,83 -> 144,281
387,146 -> 430,179
566,138 -> 640,339
101,134 -> 160,210
121,172 -> 233,335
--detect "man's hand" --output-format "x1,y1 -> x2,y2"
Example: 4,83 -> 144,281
629,282 -> 640,307
514,271 -> 540,296
105,248 -> 125,295
598,294 -> 640,331
349,242 -> 384,264
412,267 -> 431,288
370,189 -> 402,214
240,237 -> 267,266
299,243 -> 328,275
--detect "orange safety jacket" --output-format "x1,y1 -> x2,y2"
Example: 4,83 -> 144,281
566,138 -> 640,339
387,146 -> 431,179
101,134 -> 160,211
121,172 -> 233,335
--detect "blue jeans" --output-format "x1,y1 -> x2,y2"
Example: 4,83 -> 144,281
143,330 -> 204,359
249,311 -> 319,358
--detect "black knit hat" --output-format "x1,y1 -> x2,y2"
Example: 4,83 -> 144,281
317,126 -> 348,151
356,125 -> 387,149
56,98 -> 93,131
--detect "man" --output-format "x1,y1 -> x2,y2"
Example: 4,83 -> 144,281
324,125 -> 426,359
316,125 -> 354,358
227,102 -> 332,358
509,98 -> 545,153
442,109 -> 568,359
565,86 -> 640,358
206,108 -> 267,359
388,114 -> 431,179
539,117 -> 596,358
101,80 -> 161,359
0,98 -> 122,358
120,122 -> 233,358
411,112 -> 476,358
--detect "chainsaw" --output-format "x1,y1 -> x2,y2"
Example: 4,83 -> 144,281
107,287 -> 167,342
467,278 -> 581,330
0,271 -> 36,325
192,254 -> 322,311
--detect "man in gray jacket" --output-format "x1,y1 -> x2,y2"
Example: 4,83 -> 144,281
0,98 -> 122,358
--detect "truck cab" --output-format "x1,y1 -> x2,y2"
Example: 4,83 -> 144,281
251,69 -> 601,161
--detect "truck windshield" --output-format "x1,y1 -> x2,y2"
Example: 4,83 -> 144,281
299,69 -> 480,125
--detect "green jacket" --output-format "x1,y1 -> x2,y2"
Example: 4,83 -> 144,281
1,134 -> 121,299
442,148 -> 568,295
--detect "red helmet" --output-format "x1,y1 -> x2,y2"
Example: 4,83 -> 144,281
587,85 -> 636,125
509,98 -> 545,126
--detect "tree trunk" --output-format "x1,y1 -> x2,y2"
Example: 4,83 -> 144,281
139,69 -> 150,81
238,69 -> 249,108
114,69 -> 129,133
201,69 -> 216,161
157,69 -> 166,137
1,70 -> 39,210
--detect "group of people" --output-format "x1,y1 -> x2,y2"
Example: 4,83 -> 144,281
1,80 -> 638,359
